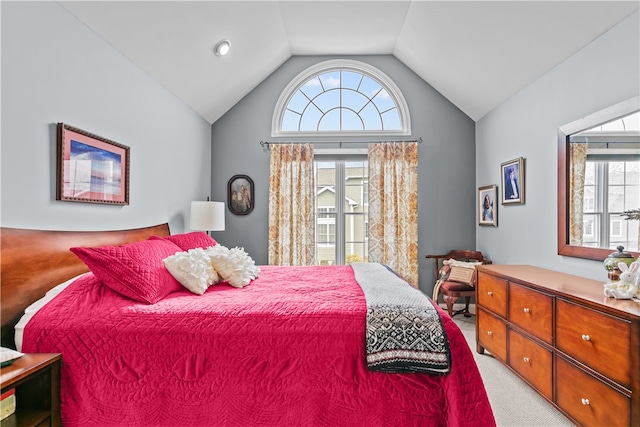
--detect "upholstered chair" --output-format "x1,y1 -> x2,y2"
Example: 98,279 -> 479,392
426,250 -> 492,317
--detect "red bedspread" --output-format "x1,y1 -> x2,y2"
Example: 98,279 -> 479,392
23,265 -> 495,426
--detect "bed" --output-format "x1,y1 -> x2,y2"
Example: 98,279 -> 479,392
1,223 -> 495,426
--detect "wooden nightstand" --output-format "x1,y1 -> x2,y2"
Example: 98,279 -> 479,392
0,353 -> 61,427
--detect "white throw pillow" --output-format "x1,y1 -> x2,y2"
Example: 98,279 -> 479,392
163,247 -> 220,295
206,245 -> 260,288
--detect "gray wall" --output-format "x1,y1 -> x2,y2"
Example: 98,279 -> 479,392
476,10 -> 640,280
211,55 -> 477,293
1,2 -> 211,234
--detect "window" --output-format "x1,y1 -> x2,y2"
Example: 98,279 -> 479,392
315,159 -> 368,265
271,59 -> 411,264
582,160 -> 639,249
272,60 -> 410,137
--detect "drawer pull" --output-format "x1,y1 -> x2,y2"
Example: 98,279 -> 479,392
487,291 -> 493,296
523,307 -> 531,313
523,357 -> 530,363
581,398 -> 590,406
487,331 -> 493,336
581,334 -> 591,341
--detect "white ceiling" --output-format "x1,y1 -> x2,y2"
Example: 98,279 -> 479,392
59,1 -> 639,124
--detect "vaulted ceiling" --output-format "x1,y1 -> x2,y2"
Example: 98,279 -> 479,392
59,1 -> 639,124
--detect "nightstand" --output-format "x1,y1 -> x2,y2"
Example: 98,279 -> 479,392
0,353 -> 61,427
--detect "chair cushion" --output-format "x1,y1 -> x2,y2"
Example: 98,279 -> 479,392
441,281 -> 475,292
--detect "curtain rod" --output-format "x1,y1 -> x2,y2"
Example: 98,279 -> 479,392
259,137 -> 422,149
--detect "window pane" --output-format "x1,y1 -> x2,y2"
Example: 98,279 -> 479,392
584,162 -> 595,185
381,109 -> 401,130
359,76 -> 382,99
282,110 -> 301,131
316,163 -> 335,187
626,185 -> 639,209
340,109 -> 363,131
318,108 -> 341,131
583,185 -> 595,212
627,162 -> 640,185
345,213 -> 367,240
360,103 -> 383,130
610,215 -> 624,238
608,186 -> 625,212
314,90 -> 340,113
342,71 -> 362,90
342,89 -> 368,112
609,161 -> 625,185
300,77 -> 322,99
319,71 -> 340,90
372,88 -> 394,112
286,91 -> 309,114
317,187 -> 336,207
582,214 -> 600,247
345,242 -> 368,264
300,104 -> 323,131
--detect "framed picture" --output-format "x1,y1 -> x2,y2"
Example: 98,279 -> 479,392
56,123 -> 130,205
228,174 -> 254,215
478,185 -> 498,226
501,157 -> 525,205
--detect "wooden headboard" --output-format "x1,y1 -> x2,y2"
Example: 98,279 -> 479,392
0,223 -> 171,349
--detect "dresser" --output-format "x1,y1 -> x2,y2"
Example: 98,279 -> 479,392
476,265 -> 640,427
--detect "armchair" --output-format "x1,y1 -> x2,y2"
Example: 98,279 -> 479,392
426,250 -> 491,317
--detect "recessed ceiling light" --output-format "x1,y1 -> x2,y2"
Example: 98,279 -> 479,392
214,39 -> 231,56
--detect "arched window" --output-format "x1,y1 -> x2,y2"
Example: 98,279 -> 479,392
272,60 -> 411,137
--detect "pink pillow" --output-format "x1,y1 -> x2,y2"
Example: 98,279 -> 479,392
150,232 -> 217,251
70,239 -> 184,304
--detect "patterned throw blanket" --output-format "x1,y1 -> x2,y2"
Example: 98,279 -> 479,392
351,263 -> 451,374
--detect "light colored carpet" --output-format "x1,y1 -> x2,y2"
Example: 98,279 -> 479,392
452,313 -> 575,427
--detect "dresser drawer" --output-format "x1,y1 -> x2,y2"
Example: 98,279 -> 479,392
556,355 -> 630,427
477,308 -> 507,362
508,329 -> 552,399
477,272 -> 507,318
508,283 -> 553,344
556,299 -> 631,388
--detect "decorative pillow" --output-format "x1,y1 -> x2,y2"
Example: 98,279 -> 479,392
442,259 -> 482,285
447,267 -> 475,285
70,239 -> 184,304
163,248 -> 221,295
206,245 -> 260,288
149,232 -> 217,251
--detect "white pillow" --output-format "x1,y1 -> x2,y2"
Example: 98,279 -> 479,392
206,245 -> 260,288
163,248 -> 220,295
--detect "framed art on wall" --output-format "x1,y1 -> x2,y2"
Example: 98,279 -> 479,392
478,185 -> 498,226
228,174 -> 254,215
501,157 -> 525,205
56,123 -> 130,205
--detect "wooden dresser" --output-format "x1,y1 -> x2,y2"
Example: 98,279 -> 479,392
476,265 -> 640,427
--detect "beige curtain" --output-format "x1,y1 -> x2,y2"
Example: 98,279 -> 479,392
368,142 -> 419,286
268,143 -> 315,265
569,143 -> 587,246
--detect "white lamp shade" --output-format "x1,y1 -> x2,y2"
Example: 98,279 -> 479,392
190,201 -> 225,231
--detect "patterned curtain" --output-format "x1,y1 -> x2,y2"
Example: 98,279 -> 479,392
569,143 -> 587,246
268,143 -> 315,265
368,142 -> 419,286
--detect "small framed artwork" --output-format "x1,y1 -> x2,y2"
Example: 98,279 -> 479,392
56,123 -> 130,205
228,174 -> 254,215
478,185 -> 498,226
501,157 -> 525,205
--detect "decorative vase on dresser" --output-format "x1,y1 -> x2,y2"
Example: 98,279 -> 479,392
475,264 -> 639,427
